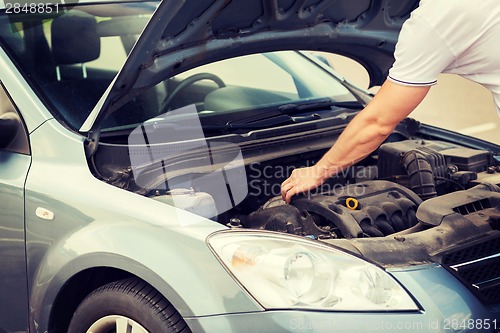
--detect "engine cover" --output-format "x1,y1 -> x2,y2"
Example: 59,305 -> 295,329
246,180 -> 422,238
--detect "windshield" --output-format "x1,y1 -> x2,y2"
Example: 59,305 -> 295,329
104,51 -> 359,133
0,2 -> 157,129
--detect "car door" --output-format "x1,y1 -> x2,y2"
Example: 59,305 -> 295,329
0,82 -> 30,331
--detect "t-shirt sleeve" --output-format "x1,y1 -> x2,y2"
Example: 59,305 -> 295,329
388,13 -> 456,86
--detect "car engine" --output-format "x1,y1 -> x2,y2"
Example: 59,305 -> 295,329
242,180 -> 421,239
90,107 -> 500,241
228,138 -> 499,238
137,138 -> 500,239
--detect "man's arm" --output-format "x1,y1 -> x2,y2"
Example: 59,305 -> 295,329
281,80 -> 431,203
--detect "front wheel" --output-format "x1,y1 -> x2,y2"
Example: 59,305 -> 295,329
68,277 -> 189,333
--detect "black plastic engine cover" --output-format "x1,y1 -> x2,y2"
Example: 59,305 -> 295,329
249,180 -> 422,239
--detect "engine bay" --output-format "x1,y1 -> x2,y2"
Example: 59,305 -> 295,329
223,138 -> 500,239
92,127 -> 500,240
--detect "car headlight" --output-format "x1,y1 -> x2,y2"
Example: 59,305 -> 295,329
208,231 -> 419,311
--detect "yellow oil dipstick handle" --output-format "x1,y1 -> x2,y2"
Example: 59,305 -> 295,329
345,197 -> 359,210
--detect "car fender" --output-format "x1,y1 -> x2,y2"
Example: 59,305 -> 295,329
29,218 -> 261,331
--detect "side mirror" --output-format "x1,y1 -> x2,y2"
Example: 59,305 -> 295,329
0,113 -> 19,149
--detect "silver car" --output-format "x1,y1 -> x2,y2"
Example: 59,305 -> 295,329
0,0 -> 499,332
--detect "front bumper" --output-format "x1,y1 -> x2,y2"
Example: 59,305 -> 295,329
185,264 -> 499,332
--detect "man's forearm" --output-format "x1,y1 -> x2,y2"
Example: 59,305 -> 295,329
281,80 -> 430,203
315,107 -> 397,180
317,80 -> 431,177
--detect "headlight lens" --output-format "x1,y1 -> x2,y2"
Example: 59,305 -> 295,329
208,231 -> 418,311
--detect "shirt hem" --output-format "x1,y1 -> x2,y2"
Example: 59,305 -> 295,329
388,76 -> 437,86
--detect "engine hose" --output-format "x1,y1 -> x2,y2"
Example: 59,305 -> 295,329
402,150 -> 437,200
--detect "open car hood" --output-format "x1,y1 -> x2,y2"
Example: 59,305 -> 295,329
81,0 -> 419,135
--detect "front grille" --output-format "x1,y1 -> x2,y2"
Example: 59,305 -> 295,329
442,237 -> 500,265
441,235 -> 500,305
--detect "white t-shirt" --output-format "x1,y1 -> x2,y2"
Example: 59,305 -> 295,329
388,0 -> 500,112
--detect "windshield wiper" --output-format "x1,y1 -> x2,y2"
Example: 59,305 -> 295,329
278,100 -> 364,114
225,99 -> 364,127
203,114 -> 296,130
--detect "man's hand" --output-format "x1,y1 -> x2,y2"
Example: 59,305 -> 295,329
281,165 -> 331,203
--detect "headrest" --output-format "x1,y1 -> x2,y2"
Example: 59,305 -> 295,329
51,11 -> 100,65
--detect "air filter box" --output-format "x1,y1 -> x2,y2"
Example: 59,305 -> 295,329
378,140 -> 447,180
378,140 -> 490,178
439,147 -> 490,172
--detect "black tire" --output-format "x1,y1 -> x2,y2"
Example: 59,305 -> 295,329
68,277 -> 190,333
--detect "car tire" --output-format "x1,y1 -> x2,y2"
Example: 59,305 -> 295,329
67,277 -> 189,333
